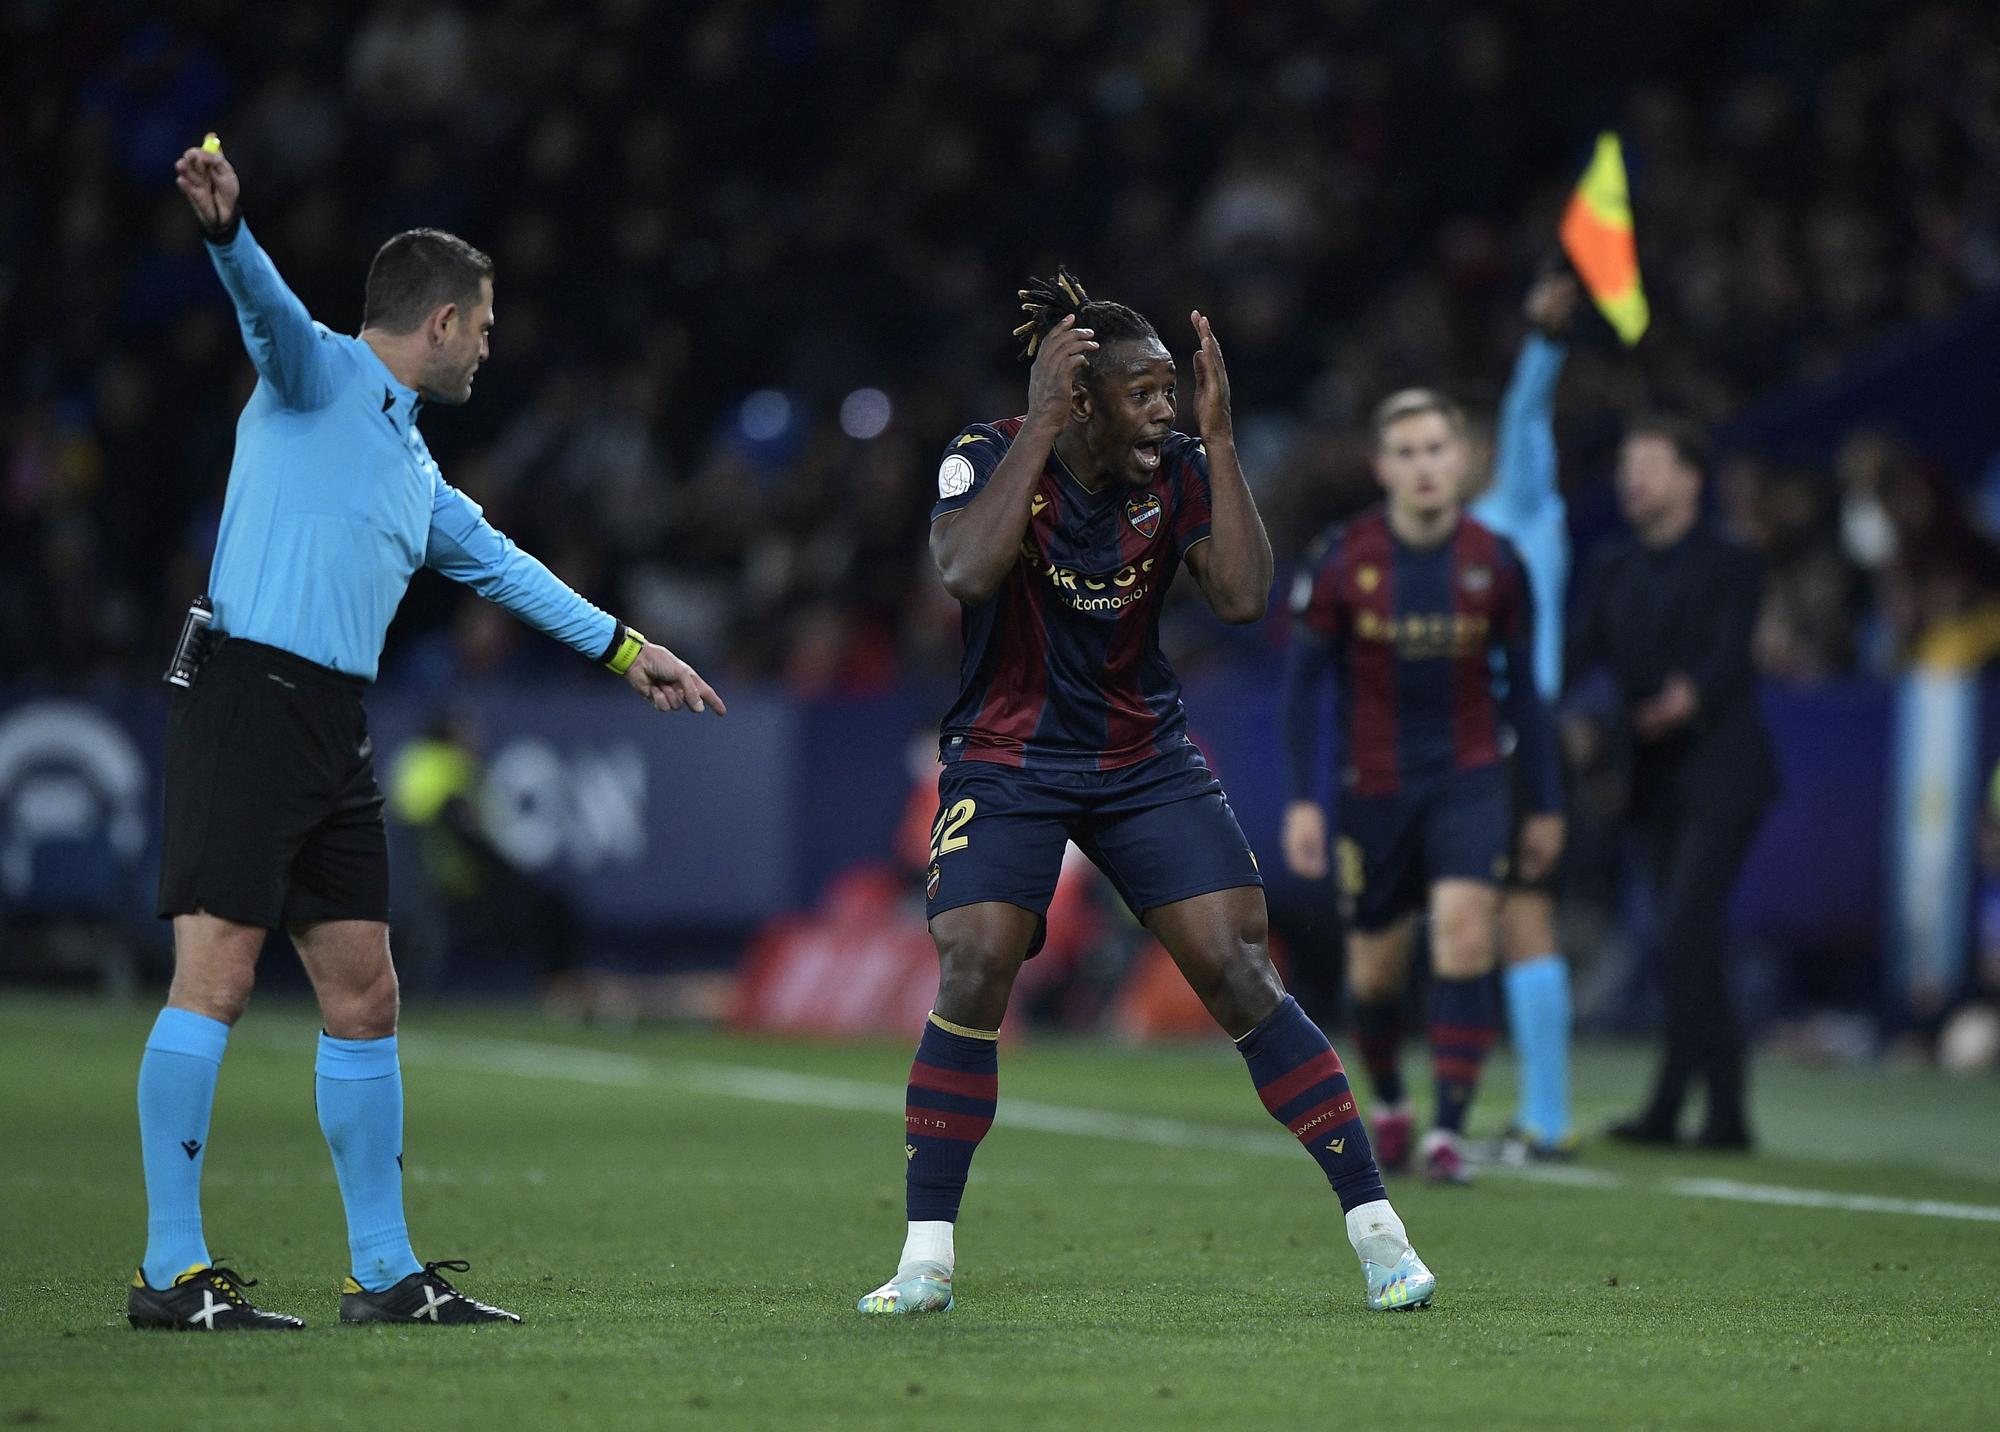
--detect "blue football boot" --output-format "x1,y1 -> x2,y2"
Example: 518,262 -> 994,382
856,1262 -> 953,1315
1363,1245 -> 1437,1312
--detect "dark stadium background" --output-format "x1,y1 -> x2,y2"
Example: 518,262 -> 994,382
4,0 -> 1999,1064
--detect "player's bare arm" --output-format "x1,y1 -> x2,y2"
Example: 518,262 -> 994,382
930,315 -> 1098,602
1181,312 -> 1273,624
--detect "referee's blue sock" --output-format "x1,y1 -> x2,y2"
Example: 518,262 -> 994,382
138,1008 -> 229,1288
315,1033 -> 422,1292
1503,955 -> 1573,1144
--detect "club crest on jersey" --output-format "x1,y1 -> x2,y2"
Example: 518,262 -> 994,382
1461,565 -> 1492,594
1357,565 -> 1381,594
1125,493 -> 1163,540
1031,492 -> 1049,516
925,864 -> 941,900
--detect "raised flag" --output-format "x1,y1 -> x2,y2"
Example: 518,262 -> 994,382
1560,133 -> 1650,345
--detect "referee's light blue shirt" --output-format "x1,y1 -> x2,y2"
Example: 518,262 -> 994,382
1471,332 -> 1569,702
203,222 -> 617,681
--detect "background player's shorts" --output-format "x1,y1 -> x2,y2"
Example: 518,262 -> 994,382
1336,763 -> 1511,933
924,741 -> 1263,954
1503,752 -> 1564,896
157,638 -> 390,930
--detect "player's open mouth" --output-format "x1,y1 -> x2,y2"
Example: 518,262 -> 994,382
1134,440 -> 1163,471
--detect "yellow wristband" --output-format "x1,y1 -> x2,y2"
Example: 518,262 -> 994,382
605,625 -> 646,676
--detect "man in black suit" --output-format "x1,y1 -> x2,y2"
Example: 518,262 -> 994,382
1568,415 -> 1779,1149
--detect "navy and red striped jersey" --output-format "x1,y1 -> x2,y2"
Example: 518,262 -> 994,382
1281,507 -> 1559,806
931,417 -> 1213,771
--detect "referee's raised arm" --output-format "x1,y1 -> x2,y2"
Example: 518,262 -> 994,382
175,142 -> 337,411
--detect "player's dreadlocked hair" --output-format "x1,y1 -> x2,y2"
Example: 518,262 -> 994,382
1013,267 -> 1160,376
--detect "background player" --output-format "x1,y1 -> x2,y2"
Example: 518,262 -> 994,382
1281,392 -> 1561,1184
1464,272 -> 1581,1159
857,271 -> 1435,1317
130,139 -> 723,1330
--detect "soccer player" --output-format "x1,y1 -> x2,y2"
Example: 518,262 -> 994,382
1464,273 -> 1580,1159
1280,391 -> 1561,1184
129,141 -> 723,1330
856,271 -> 1435,1316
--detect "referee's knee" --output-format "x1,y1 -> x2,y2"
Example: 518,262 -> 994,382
295,925 -> 401,1040
319,963 -> 399,1040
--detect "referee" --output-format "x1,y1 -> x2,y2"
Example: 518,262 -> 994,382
1567,415 -> 1777,1152
127,140 -> 724,1331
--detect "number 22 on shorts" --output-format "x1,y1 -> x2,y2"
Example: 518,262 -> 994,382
930,799 -> 976,861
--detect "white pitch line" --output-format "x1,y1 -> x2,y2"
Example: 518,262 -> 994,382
1666,1177 -> 2000,1225
398,1032 -> 2000,1227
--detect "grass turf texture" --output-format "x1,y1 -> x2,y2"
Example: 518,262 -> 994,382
0,995 -> 1995,1430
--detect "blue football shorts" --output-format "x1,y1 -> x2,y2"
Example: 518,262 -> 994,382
1334,762 -> 1511,933
923,741 -> 1263,955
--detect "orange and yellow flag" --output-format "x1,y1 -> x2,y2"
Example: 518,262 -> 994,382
1560,133 -> 1649,346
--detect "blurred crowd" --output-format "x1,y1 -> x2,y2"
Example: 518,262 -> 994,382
6,0 -> 2000,692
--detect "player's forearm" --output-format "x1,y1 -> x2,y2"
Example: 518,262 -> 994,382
205,222 -> 333,409
1281,639 -> 1333,800
931,423 -> 1058,603
1196,437 -> 1273,623
1562,578 -> 1606,700
1506,645 -> 1564,811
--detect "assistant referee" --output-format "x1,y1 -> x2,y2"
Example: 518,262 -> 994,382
127,140 -> 724,1331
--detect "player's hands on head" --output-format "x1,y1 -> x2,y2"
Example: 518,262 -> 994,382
1191,311 -> 1232,440
1281,799 -> 1329,880
174,145 -> 240,236
625,642 -> 727,717
1524,272 -> 1581,337
1026,315 -> 1097,431
1516,812 -> 1567,884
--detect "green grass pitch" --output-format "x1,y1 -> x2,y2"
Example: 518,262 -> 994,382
1,994 -> 1995,1430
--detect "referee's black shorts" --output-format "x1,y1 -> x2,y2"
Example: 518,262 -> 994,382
157,638 -> 389,930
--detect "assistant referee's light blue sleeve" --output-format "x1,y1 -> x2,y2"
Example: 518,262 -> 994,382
204,222 -> 341,412
424,474 -> 619,660
1475,332 -> 1570,702
1489,334 -> 1565,528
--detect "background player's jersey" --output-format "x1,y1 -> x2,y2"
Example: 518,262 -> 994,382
1283,508 -> 1559,808
1469,332 -> 1568,701
931,418 -> 1213,771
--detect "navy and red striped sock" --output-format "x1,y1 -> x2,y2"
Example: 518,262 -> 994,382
904,1012 -> 999,1223
1431,975 -> 1498,1134
1350,996 -> 1407,1107
1239,995 -> 1387,1212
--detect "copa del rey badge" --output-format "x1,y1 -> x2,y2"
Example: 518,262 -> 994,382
1125,493 -> 1163,540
